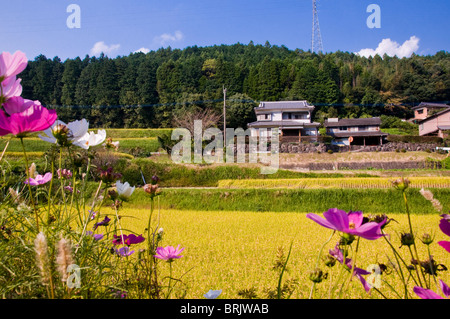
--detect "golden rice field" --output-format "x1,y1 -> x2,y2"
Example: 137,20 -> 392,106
108,205 -> 450,299
218,177 -> 450,189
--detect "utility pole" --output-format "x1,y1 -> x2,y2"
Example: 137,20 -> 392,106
223,85 -> 227,150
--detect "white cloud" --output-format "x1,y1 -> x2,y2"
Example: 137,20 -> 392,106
90,41 -> 121,56
134,47 -> 150,54
356,36 -> 420,59
154,30 -> 184,46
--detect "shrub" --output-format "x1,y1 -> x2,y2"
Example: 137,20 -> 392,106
387,135 -> 443,144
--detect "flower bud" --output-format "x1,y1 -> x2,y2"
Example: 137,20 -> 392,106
400,232 -> 415,247
151,175 -> 160,185
52,124 -> 70,146
308,268 -> 327,283
420,233 -> 433,245
391,177 -> 410,191
324,255 -> 336,268
108,189 -> 118,200
143,183 -> 160,197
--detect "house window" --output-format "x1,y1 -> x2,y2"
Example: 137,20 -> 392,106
358,126 -> 368,131
292,112 -> 308,119
258,114 -> 271,121
339,126 -> 348,131
417,109 -> 424,114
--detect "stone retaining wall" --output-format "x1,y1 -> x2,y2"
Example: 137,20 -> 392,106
279,142 -> 440,154
280,160 -> 442,171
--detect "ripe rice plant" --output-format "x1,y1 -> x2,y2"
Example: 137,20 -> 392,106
217,177 -> 450,189
112,207 -> 450,299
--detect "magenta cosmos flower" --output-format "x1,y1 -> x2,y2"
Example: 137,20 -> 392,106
154,245 -> 184,262
0,51 -> 27,80
306,208 -> 386,240
414,280 -> 450,299
24,172 -> 52,186
0,97 -> 57,137
438,214 -> 450,254
112,234 -> 145,246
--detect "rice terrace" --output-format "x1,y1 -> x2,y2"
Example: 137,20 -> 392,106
1,1 -> 450,311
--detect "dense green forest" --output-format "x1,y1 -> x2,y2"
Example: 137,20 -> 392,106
19,42 -> 449,129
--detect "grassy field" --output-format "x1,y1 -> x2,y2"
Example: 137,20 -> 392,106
106,206 -> 450,299
127,187 -> 450,214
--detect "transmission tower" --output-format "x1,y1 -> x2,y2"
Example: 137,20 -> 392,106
311,0 -> 324,53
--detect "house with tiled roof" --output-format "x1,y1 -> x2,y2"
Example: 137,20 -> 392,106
418,107 -> 450,138
412,102 -> 450,122
324,117 -> 388,146
247,101 -> 320,139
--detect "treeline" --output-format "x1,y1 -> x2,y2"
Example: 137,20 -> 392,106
19,42 -> 450,128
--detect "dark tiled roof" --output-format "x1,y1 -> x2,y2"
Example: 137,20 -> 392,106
247,120 -> 320,128
255,101 -> 314,111
324,117 -> 381,127
412,102 -> 450,110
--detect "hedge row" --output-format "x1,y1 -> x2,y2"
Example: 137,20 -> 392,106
387,135 -> 443,144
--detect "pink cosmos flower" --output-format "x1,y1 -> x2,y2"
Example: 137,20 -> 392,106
306,208 -> 386,240
24,172 -> 52,186
0,51 -> 28,79
154,245 -> 184,262
2,96 -> 38,115
414,280 -> 450,299
438,214 -> 450,254
1,76 -> 22,100
0,99 -> 57,137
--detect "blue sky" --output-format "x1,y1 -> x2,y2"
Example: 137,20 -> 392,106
0,0 -> 449,61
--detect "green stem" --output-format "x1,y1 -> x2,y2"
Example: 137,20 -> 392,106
427,245 -> 438,289
382,232 -> 411,298
46,148 -> 55,225
278,240 -> 294,299
166,261 -> 173,299
20,137 -> 39,232
309,230 -> 335,299
403,191 -> 427,288
343,237 -> 360,295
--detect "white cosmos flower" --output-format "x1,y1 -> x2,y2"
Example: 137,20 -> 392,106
203,289 -> 222,299
39,119 -> 90,145
116,180 -> 135,199
73,129 -> 106,150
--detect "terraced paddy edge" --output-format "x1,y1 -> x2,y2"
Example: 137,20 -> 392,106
111,208 -> 450,299
217,177 -> 450,189
128,188 -> 450,214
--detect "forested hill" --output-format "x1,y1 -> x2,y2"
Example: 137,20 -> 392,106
18,43 -> 449,128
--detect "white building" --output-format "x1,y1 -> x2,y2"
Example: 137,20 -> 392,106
247,101 -> 320,138
324,117 -> 388,146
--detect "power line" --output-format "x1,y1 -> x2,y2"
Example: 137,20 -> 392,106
44,99 -> 450,110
